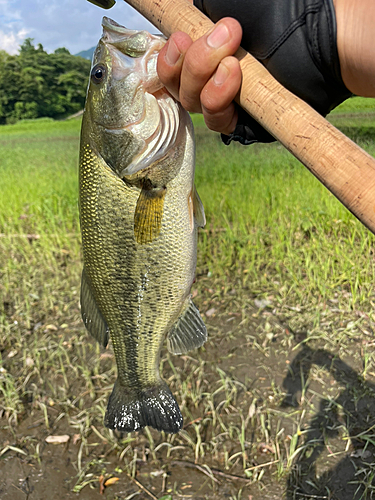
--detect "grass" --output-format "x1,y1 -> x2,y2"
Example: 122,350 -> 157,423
0,97 -> 375,499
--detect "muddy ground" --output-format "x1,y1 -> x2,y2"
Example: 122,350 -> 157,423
2,302 -> 375,500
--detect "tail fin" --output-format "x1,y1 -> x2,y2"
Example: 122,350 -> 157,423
104,379 -> 183,434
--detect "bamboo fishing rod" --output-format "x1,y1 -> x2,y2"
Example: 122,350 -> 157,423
92,0 -> 375,235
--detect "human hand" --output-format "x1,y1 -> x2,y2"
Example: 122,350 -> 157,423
157,17 -> 243,135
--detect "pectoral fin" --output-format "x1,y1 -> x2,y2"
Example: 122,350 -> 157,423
167,299 -> 207,355
80,268 -> 109,348
134,186 -> 166,244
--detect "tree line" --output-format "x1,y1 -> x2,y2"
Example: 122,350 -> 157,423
0,39 -> 91,124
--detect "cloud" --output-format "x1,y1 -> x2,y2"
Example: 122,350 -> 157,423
0,28 -> 29,54
0,0 -> 159,54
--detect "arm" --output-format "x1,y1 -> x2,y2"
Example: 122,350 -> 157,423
334,0 -> 375,96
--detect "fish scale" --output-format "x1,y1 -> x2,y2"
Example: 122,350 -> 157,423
79,17 -> 207,433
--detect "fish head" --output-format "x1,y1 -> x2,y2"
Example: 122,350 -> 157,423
83,17 -> 188,184
87,17 -> 165,129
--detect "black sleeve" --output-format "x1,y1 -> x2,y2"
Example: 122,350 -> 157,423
194,0 -> 352,145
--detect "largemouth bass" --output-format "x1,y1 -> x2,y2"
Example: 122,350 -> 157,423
79,17 -> 207,434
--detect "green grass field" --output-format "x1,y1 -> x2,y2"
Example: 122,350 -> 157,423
1,97 -> 375,499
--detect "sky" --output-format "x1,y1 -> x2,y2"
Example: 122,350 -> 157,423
0,0 -> 159,55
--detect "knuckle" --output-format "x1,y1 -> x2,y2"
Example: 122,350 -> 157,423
201,98 -> 219,116
180,94 -> 199,113
203,104 -> 236,135
203,114 -> 222,133
201,89 -> 222,115
183,53 -> 205,79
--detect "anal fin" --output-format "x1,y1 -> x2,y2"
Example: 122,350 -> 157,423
80,268 -> 109,348
167,299 -> 207,355
134,185 -> 166,244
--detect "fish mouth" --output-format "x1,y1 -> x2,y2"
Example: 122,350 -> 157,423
102,16 -> 143,40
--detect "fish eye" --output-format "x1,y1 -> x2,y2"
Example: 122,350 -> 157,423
91,64 -> 106,84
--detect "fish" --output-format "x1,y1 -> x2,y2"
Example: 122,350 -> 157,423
79,17 -> 207,434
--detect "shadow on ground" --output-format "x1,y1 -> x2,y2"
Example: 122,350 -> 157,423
283,345 -> 375,500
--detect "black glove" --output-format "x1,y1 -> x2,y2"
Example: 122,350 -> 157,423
194,0 -> 352,146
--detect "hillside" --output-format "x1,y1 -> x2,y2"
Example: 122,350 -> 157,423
75,46 -> 95,61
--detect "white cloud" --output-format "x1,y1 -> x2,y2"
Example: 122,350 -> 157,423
0,28 -> 29,54
0,0 -> 160,55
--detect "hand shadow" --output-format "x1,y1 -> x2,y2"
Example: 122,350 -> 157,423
282,345 -> 375,500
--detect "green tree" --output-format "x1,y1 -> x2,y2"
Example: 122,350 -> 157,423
0,50 -> 9,65
0,39 -> 91,124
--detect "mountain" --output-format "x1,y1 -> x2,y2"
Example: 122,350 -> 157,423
75,47 -> 95,61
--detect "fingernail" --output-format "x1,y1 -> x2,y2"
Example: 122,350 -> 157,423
165,38 -> 180,66
213,63 -> 229,85
207,23 -> 229,49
